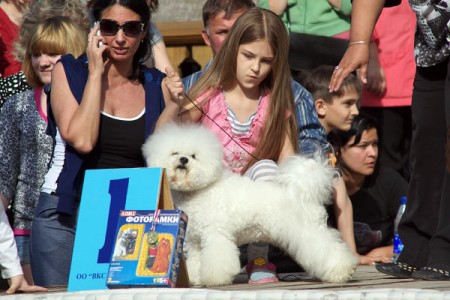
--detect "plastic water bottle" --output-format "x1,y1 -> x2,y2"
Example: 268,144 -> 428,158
393,196 -> 407,261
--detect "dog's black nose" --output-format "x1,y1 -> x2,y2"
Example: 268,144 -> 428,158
179,157 -> 188,165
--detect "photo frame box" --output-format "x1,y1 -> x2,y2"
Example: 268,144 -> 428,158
107,209 -> 187,288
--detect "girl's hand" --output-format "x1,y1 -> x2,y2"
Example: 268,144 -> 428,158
158,67 -> 186,127
163,67 -> 184,107
86,23 -> 107,75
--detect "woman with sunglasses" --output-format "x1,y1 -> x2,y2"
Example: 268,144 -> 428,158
29,0 -> 176,287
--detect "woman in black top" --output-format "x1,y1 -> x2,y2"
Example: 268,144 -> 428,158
332,114 -> 408,260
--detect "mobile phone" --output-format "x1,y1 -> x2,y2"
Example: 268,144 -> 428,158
95,22 -> 103,47
96,30 -> 103,47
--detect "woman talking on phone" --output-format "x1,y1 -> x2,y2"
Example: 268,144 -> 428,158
30,0 -> 177,287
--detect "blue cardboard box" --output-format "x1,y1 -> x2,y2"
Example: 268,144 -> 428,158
107,209 -> 187,288
67,168 -> 189,292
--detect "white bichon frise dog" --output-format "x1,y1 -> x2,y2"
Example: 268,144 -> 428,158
142,123 -> 357,287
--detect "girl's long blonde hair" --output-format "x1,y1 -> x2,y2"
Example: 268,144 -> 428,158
186,7 -> 298,173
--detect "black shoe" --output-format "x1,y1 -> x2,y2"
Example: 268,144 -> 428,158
375,262 -> 417,279
413,267 -> 450,281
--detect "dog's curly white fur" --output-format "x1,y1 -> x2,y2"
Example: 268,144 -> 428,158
143,123 -> 357,286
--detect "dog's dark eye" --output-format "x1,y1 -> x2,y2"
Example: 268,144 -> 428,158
172,152 -> 179,156
191,154 -> 196,159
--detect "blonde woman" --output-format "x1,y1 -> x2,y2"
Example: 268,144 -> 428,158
0,0 -> 89,107
0,16 -> 87,286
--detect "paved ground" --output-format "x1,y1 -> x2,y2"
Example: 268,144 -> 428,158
2,265 -> 450,299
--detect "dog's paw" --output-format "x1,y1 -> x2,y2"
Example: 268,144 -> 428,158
323,265 -> 356,283
320,254 -> 358,283
189,274 -> 233,287
200,274 -> 234,287
189,278 -> 202,286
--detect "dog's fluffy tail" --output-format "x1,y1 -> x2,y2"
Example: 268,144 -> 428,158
276,154 -> 336,207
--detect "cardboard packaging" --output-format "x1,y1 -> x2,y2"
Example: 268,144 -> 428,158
107,209 -> 187,288
68,168 -> 189,291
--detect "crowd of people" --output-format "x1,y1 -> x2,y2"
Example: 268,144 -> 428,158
0,0 -> 448,294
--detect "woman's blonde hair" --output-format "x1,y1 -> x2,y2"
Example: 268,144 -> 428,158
186,7 -> 298,173
22,16 -> 87,87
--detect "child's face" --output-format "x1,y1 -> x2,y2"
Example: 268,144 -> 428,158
341,128 -> 379,176
319,90 -> 359,133
235,39 -> 273,94
31,53 -> 62,85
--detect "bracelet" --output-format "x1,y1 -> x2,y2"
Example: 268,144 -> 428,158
348,40 -> 369,46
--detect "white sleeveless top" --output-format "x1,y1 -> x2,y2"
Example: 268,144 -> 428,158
41,128 -> 66,194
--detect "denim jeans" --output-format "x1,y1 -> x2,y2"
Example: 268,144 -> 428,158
15,235 -> 30,264
30,192 -> 78,286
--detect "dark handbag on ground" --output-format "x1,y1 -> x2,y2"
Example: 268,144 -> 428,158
285,8 -> 349,72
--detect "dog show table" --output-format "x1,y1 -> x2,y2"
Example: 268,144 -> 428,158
2,266 -> 450,299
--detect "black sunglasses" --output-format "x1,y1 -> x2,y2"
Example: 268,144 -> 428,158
99,19 -> 145,37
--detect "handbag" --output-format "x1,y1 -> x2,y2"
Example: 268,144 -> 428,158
285,8 -> 349,72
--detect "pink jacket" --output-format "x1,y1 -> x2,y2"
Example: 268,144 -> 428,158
200,89 -> 269,173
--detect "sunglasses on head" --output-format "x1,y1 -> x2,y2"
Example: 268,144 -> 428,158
99,19 -> 145,37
